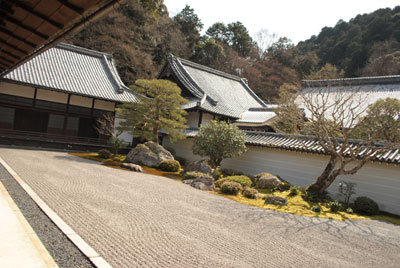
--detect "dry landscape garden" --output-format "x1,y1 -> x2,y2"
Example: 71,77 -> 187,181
1,1 -> 400,268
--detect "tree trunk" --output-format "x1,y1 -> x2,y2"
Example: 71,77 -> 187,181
153,127 -> 158,143
306,155 -> 338,193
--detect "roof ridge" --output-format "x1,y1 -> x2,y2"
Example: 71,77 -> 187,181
302,75 -> 400,87
57,42 -> 112,59
170,54 -> 243,82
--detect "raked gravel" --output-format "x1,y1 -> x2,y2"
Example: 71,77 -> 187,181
0,147 -> 399,268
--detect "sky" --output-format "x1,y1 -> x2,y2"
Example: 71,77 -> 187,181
164,0 -> 400,45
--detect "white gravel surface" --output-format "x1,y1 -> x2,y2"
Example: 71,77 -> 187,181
0,147 -> 399,268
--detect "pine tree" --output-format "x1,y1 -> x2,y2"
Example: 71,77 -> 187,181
117,79 -> 188,143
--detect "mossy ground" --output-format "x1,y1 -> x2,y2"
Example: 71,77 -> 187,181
214,190 -> 400,225
71,152 -> 400,225
69,152 -> 182,180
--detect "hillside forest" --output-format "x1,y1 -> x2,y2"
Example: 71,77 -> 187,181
67,1 -> 400,102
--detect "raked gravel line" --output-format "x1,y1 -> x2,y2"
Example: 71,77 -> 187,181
0,147 -> 399,268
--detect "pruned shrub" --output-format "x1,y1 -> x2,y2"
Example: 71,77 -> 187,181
98,149 -> 112,159
302,190 -> 329,203
221,168 -> 244,177
224,176 -> 252,187
220,181 -> 242,195
157,160 -> 181,172
311,205 -> 322,213
175,156 -> 187,167
183,171 -> 209,180
242,186 -> 259,199
354,196 -> 379,215
289,185 -> 302,196
327,200 -> 342,213
346,207 -> 354,214
276,183 -> 291,192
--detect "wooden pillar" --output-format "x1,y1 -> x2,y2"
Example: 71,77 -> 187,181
32,88 -> 37,107
90,98 -> 95,116
62,94 -> 71,135
198,110 -> 203,127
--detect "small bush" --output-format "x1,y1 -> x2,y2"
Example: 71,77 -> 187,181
220,181 -> 242,195
157,160 -> 181,172
276,183 -> 291,192
289,185 -> 302,196
175,156 -> 187,167
221,168 -> 244,177
98,149 -> 112,159
224,176 -> 252,187
327,200 -> 342,213
311,205 -> 322,213
215,178 -> 227,188
183,171 -> 208,180
302,191 -> 330,203
346,207 -> 353,214
242,186 -> 259,199
213,167 -> 223,180
354,196 -> 379,215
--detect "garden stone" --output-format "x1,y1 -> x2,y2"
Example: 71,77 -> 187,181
126,141 -> 174,167
185,160 -> 214,175
120,163 -> 143,172
255,173 -> 282,189
264,196 -> 288,206
183,175 -> 215,191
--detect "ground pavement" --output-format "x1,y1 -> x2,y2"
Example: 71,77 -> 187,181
0,147 -> 399,268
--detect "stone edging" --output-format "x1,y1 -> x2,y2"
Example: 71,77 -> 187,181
0,157 -> 113,268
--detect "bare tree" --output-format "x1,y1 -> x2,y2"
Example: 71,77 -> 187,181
295,81 -> 399,193
253,29 -> 279,60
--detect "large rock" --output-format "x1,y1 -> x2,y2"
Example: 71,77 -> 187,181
264,196 -> 288,206
126,141 -> 174,167
185,160 -> 214,175
183,175 -> 215,191
255,173 -> 282,189
120,163 -> 143,172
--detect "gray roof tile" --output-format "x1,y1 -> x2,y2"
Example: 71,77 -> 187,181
166,55 -> 270,119
2,43 -> 137,103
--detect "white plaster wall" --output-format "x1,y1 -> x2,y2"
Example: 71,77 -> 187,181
70,95 -> 92,108
36,89 -> 68,103
114,117 -> 133,144
0,82 -> 34,98
164,137 -> 400,215
94,99 -> 115,111
186,111 -> 199,128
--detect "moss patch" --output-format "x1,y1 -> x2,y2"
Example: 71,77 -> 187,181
214,190 -> 400,225
69,152 -> 182,180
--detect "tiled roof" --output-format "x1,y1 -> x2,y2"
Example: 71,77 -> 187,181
302,75 -> 400,87
299,76 -> 400,127
1,43 -> 137,103
182,128 -> 400,165
165,54 -> 268,119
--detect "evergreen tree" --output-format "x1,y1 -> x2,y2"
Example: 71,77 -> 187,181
192,120 -> 247,167
117,79 -> 188,143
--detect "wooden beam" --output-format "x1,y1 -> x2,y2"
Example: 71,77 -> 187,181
0,55 -> 14,64
0,38 -> 28,54
4,16 -> 49,40
11,1 -> 64,29
0,27 -> 36,47
2,49 -> 19,60
56,0 -> 84,15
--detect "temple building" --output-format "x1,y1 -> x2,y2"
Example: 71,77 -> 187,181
0,43 -> 137,150
158,54 -> 277,132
